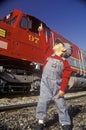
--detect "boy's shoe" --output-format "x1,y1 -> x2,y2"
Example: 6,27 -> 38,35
34,123 -> 44,130
61,125 -> 72,130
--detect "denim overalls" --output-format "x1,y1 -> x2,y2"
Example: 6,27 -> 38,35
36,56 -> 71,125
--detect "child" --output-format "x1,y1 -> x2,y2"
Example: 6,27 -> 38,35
34,24 -> 73,130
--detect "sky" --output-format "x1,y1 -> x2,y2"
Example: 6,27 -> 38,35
0,0 -> 86,51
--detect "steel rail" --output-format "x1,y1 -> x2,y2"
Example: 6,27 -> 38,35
0,91 -> 86,112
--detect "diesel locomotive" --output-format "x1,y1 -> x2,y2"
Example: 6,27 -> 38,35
0,9 -> 86,93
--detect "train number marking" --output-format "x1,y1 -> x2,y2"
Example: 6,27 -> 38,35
29,35 -> 39,44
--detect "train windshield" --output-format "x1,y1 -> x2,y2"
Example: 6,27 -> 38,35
2,12 -> 17,25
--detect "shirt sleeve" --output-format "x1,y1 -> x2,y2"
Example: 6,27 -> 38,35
60,60 -> 73,92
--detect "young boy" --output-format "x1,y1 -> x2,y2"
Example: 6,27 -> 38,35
34,24 -> 73,130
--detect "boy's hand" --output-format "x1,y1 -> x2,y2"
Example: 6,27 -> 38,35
38,23 -> 43,31
57,90 -> 65,98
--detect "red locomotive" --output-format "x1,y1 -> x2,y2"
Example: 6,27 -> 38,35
0,9 -> 86,93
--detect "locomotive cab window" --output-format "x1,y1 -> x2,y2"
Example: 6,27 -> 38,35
20,16 -> 28,29
20,16 -> 36,33
29,15 -> 43,34
3,12 -> 17,25
45,27 -> 51,41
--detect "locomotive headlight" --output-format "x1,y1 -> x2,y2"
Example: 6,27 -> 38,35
0,28 -> 6,38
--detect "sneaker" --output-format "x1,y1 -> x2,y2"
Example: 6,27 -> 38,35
34,123 -> 44,130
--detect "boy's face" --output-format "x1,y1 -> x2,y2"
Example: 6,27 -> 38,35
53,43 -> 66,56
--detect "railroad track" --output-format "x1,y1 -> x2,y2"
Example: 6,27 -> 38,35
0,91 -> 86,112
